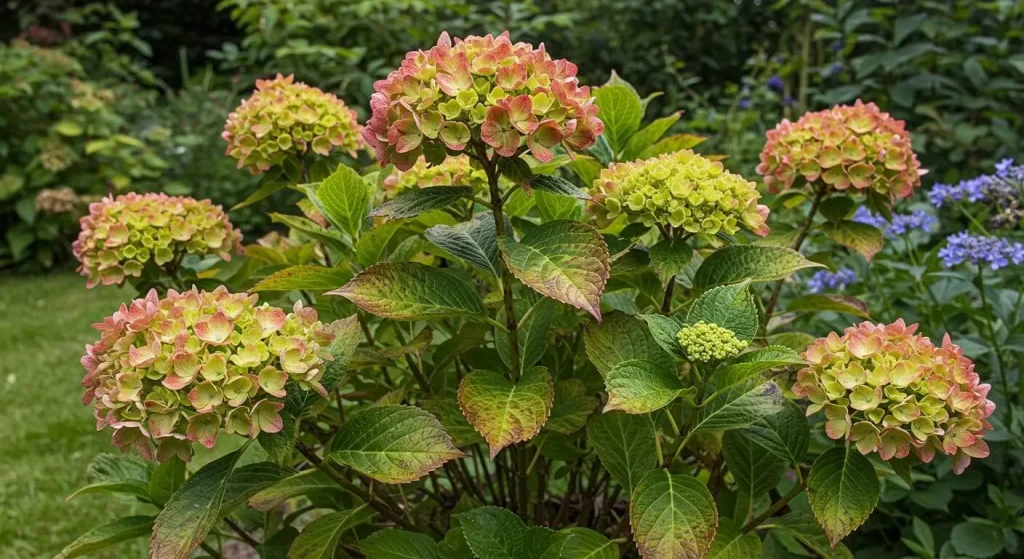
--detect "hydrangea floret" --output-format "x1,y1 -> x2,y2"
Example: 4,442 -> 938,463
363,31 -> 603,170
938,232 -> 1024,270
72,193 -> 243,288
36,186 -> 80,214
806,267 -> 856,294
381,154 -> 488,197
757,100 -> 923,199
589,149 -> 770,235
793,320 -> 995,474
81,286 -> 334,462
677,321 -> 747,362
223,74 -> 364,174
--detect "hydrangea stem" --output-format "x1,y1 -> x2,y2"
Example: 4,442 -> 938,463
977,267 -> 1013,425
764,186 -> 827,321
742,478 -> 807,533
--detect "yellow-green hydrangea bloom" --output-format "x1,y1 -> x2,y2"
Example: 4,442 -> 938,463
39,137 -> 76,172
590,149 -> 770,236
380,155 -> 488,198
677,321 -> 747,362
73,193 -> 243,288
223,74 -> 364,174
81,286 -> 334,462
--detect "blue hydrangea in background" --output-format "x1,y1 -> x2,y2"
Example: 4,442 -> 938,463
995,158 -> 1024,182
807,267 -> 856,293
938,231 -> 1024,270
852,207 -> 936,236
767,75 -> 784,92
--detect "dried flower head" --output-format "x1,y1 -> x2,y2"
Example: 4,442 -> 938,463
81,286 -> 334,461
364,31 -> 603,170
381,154 -> 488,197
36,186 -> 80,214
757,100 -> 923,200
793,320 -> 994,473
223,74 -> 364,174
677,321 -> 748,362
590,150 -> 770,235
73,193 -> 243,288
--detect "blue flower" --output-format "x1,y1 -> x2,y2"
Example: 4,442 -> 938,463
995,158 -> 1024,182
851,206 -> 889,229
807,267 -> 857,293
829,40 -> 845,52
851,207 -> 935,237
738,97 -> 751,109
782,95 -> 795,107
938,232 -> 1024,270
767,75 -> 784,92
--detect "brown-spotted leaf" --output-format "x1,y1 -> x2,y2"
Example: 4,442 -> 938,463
499,220 -> 609,321
458,366 -> 554,458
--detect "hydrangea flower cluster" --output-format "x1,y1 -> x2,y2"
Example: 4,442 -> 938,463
363,31 -> 603,170
73,193 -> 243,288
852,206 -> 936,236
677,321 -> 747,362
589,149 -> 770,235
223,74 -> 364,174
793,320 -> 994,473
929,160 -> 1023,229
39,137 -> 75,172
995,158 -> 1024,182
807,267 -> 856,294
757,100 -> 923,200
81,287 -> 334,462
380,154 -> 488,197
36,186 -> 80,214
938,232 -> 1024,270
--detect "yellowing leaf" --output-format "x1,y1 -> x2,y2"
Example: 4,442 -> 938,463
458,367 -> 554,458
329,262 -> 485,320
604,358 -> 683,414
823,221 -> 884,261
287,505 -> 374,559
693,246 -> 824,288
807,446 -> 880,546
251,264 -> 351,292
630,470 -> 718,559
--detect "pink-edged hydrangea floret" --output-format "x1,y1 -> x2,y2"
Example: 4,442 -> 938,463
81,286 -> 334,462
793,319 -> 994,474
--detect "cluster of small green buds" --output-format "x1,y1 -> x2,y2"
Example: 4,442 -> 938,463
81,287 -> 335,462
364,31 -> 603,170
380,155 -> 488,197
590,149 -> 770,236
677,321 -> 748,362
36,187 -> 80,214
223,74 -> 364,174
758,100 -> 923,200
793,320 -> 994,474
72,193 -> 243,288
39,137 -> 76,172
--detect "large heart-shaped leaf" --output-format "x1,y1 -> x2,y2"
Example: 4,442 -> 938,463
328,405 -> 464,483
370,186 -> 473,219
458,366 -> 554,458
604,358 -> 683,414
287,505 -> 374,559
630,470 -> 718,559
807,446 -> 880,546
424,212 -> 504,276
693,246 -> 824,288
499,220 -> 609,321
329,262 -> 484,320
586,411 -> 657,495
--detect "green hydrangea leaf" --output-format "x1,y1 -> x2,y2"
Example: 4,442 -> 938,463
630,469 -> 718,559
247,469 -> 344,511
421,396 -> 485,447
761,512 -> 854,559
807,446 -> 881,546
55,516 -> 155,559
357,220 -> 406,267
595,84 -> 643,155
258,526 -> 299,559
823,221 -> 884,261
361,528 -> 441,559
690,382 -> 787,438
638,314 -> 688,360
707,346 -> 805,399
786,294 -> 871,319
269,213 -> 349,251
370,186 -> 474,219
458,366 -> 554,458
438,527 -> 473,559
148,457 -> 185,507
742,399 -> 810,467
604,358 -> 684,414
329,262 -> 485,320
287,505 -> 374,559
649,238 -> 694,285
496,298 -> 556,371
560,527 -> 618,559
708,519 -> 761,559
328,405 -> 465,483
530,174 -> 592,200
639,133 -> 707,159
693,246 -> 825,288
819,196 -> 856,223
586,411 -> 657,495
950,520 -> 1006,558
686,281 -> 758,342
584,313 -> 674,376
534,189 -> 583,221
424,213 -> 505,277
499,219 -> 609,321
252,264 -> 352,292
622,112 -> 682,161
455,506 -> 526,559
306,164 -> 371,242
546,379 -> 597,435
722,430 -> 788,498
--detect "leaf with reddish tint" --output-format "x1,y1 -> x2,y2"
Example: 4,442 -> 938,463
787,294 -> 871,319
807,446 -> 880,546
458,367 -> 554,458
251,264 -> 351,292
630,469 -> 718,559
499,220 -> 609,321
823,221 -> 884,261
328,262 -> 485,320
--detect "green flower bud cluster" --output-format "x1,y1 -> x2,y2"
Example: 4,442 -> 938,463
590,150 -> 770,236
677,321 -> 747,362
223,74 -> 364,175
81,287 -> 335,462
73,193 -> 243,288
380,155 -> 488,198
39,136 -> 76,172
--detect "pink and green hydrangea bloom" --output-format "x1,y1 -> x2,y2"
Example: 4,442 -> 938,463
223,74 -> 364,174
792,319 -> 995,474
589,149 -> 770,235
757,100 -> 924,200
363,31 -> 604,170
380,154 -> 488,198
72,193 -> 243,288
81,286 -> 334,462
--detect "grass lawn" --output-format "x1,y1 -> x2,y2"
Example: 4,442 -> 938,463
0,274 -> 149,559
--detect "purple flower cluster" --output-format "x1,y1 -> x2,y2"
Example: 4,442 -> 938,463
807,267 -> 857,294
938,232 -> 1024,270
996,158 -> 1024,182
852,207 -> 936,236
767,75 -> 784,92
929,158 -> 1023,208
